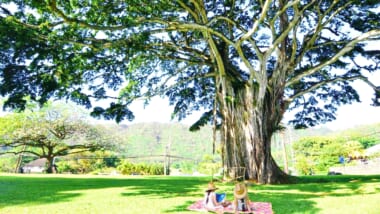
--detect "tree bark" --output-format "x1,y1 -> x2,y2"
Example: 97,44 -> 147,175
220,79 -> 289,184
45,156 -> 56,174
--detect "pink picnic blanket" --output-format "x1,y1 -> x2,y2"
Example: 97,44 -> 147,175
187,200 -> 273,214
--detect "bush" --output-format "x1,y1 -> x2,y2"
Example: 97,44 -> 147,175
56,160 -> 80,174
292,135 -> 374,174
0,156 -> 17,173
293,136 -> 346,173
117,161 -> 164,175
55,151 -> 120,174
295,155 -> 314,175
197,154 -> 222,176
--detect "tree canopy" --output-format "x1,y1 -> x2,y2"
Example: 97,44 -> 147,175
0,0 -> 379,183
0,107 -> 113,173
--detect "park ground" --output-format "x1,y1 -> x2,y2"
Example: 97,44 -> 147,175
0,173 -> 379,214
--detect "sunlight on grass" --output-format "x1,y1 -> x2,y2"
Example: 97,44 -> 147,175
0,173 -> 379,214
313,192 -> 379,214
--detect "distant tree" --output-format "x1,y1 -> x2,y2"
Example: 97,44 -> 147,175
293,136 -> 345,172
343,140 -> 365,158
56,150 -> 121,174
0,111 -> 112,173
292,136 -> 370,172
0,154 -> 17,173
340,128 -> 380,149
197,154 -> 222,176
1,1 -> 379,183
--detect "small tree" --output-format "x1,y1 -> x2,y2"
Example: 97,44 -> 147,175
294,155 -> 314,175
0,155 -> 17,173
0,111 -> 112,173
197,154 -> 222,176
344,141 -> 365,159
293,136 -> 346,173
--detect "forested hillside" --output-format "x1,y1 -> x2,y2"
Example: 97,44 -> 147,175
116,123 -> 215,165
2,119 -> 378,175
114,122 -> 380,165
293,123 -> 380,146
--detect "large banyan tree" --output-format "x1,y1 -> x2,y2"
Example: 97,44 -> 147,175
0,0 -> 379,183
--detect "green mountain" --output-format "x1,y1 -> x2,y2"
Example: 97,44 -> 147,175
117,122 -> 215,164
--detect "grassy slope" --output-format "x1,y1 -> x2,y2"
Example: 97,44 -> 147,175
0,174 -> 380,214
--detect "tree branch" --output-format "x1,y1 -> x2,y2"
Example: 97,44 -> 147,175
47,0 -> 127,31
238,0 -> 272,43
295,1 -> 352,66
287,75 -> 363,102
287,29 -> 380,86
177,0 -> 200,22
267,0 -> 304,57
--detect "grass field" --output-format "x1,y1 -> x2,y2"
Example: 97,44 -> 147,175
0,173 -> 379,214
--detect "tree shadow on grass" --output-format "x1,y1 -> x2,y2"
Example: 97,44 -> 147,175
166,175 -> 380,213
1,174 -> 379,213
0,174 -> 208,209
254,175 -> 380,214
163,200 -> 195,213
120,177 -> 204,198
163,191 -> 319,214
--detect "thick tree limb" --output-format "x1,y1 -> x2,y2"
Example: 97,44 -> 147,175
287,29 -> 380,87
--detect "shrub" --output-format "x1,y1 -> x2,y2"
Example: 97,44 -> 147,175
197,154 -> 222,176
293,136 -> 346,173
294,155 -> 314,175
0,156 -> 17,173
117,161 -> 164,175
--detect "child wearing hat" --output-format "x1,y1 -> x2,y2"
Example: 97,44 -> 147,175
203,182 -> 225,213
233,182 -> 252,213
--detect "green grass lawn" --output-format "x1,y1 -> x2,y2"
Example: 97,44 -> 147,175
0,173 -> 379,214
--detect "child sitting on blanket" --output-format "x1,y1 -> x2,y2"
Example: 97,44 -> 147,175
203,182 -> 230,213
233,182 -> 252,213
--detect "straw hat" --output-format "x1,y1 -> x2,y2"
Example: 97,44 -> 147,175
234,183 -> 247,199
205,182 -> 218,192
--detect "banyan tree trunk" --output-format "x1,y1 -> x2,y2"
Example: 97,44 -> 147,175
219,80 -> 289,184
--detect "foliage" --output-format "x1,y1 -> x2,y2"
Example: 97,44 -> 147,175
176,161 -> 197,175
291,122 -> 380,174
196,154 -> 222,176
117,160 -> 164,175
293,136 -> 347,173
0,119 -> 216,175
0,155 -> 17,173
343,141 -> 365,158
0,105 -> 115,173
294,155 -> 314,176
121,123 -> 219,175
121,123 -> 213,163
1,1 -> 379,183
329,123 -> 380,149
56,150 -> 119,174
0,1 -> 378,125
